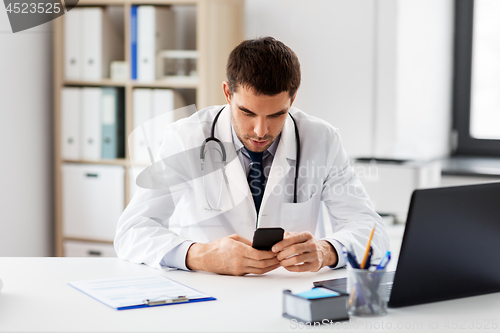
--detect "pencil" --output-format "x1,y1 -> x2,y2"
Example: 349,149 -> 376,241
360,224 -> 376,269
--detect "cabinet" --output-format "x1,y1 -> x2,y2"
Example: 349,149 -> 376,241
53,0 -> 244,256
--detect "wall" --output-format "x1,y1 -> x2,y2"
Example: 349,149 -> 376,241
0,9 -> 53,256
245,0 -> 376,158
374,0 -> 454,160
245,0 -> 454,160
0,0 -> 454,255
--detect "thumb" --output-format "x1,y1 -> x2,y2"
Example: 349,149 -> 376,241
230,234 -> 252,246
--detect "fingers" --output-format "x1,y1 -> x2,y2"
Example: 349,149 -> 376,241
229,235 -> 277,260
272,231 -> 313,253
276,242 -> 310,261
244,256 -> 280,269
240,244 -> 277,260
243,263 -> 281,275
283,262 -> 317,272
279,252 -> 317,268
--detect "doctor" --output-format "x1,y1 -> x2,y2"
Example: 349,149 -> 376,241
115,37 -> 389,276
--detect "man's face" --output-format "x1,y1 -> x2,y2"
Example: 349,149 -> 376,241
223,82 -> 295,153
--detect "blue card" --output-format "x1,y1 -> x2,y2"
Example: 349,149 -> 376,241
296,287 -> 340,299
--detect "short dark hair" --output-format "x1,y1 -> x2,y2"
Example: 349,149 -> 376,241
226,37 -> 301,98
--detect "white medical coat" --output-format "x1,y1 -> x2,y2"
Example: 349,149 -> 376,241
114,105 -> 390,270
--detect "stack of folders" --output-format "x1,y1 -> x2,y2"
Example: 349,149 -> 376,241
61,87 -> 125,160
131,6 -> 176,81
131,89 -> 187,164
64,7 -> 124,81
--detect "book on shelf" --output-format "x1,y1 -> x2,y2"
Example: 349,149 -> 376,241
64,7 -> 124,81
61,87 -> 125,161
101,88 -> 125,159
131,88 -> 186,165
61,87 -> 81,160
82,87 -> 103,160
130,5 -> 138,80
135,6 -> 175,82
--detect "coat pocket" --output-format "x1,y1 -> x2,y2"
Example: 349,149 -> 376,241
280,193 -> 320,233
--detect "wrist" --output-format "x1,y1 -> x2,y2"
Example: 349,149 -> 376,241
186,243 -> 206,271
320,240 -> 338,268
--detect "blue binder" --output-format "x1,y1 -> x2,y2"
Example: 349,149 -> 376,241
130,5 -> 138,80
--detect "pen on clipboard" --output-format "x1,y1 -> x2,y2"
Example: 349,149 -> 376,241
360,224 -> 376,269
143,295 -> 189,306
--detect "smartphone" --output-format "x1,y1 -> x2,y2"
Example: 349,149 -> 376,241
252,227 -> 285,251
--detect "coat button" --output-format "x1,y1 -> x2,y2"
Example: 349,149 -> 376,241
244,218 -> 252,227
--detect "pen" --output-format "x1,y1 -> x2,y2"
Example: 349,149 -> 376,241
349,244 -> 357,261
343,247 -> 361,269
143,296 -> 189,306
375,251 -> 391,270
360,224 -> 376,269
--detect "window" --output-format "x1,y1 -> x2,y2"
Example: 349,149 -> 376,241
453,0 -> 500,155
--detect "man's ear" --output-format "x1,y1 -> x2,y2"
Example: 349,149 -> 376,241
290,91 -> 298,106
222,81 -> 232,104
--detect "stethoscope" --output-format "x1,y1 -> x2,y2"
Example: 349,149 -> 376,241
200,105 -> 301,211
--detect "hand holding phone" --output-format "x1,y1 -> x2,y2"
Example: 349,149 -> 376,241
252,227 -> 285,251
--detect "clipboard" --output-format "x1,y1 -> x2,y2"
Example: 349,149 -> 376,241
68,275 -> 216,310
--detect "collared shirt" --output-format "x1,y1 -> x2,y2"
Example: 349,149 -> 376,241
161,123 -> 281,271
162,119 -> 345,270
231,123 -> 281,181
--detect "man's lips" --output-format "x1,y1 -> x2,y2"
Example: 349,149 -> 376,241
249,139 -> 268,147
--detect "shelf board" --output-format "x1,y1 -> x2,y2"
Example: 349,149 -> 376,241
64,79 -> 198,89
62,159 -> 130,166
64,79 -> 127,87
64,237 -> 114,244
77,0 -> 199,5
132,78 -> 198,89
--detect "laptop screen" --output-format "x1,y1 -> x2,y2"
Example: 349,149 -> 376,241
389,182 -> 500,307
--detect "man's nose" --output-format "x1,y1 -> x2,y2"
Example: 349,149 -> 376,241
254,117 -> 267,138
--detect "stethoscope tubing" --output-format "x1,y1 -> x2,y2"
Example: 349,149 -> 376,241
200,105 -> 300,211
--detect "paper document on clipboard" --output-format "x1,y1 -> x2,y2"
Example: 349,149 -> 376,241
68,275 -> 216,310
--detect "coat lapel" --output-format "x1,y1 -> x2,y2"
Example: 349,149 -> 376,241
215,105 -> 256,219
260,114 -> 297,218
214,106 -> 297,222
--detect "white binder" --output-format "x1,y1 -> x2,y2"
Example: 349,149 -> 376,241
137,6 -> 175,82
151,89 -> 175,157
62,164 -> 124,241
151,89 -> 187,157
61,87 -> 81,160
64,8 -> 82,80
81,87 -> 102,160
132,89 -> 153,164
82,7 -> 124,80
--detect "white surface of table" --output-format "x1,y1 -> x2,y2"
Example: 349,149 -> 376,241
1,255 -> 500,333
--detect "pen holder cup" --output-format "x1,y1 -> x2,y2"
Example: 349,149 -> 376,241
346,266 -> 388,317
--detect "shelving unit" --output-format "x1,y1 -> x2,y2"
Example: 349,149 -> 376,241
53,0 -> 244,256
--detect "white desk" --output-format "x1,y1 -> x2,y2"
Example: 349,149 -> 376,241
1,257 -> 500,333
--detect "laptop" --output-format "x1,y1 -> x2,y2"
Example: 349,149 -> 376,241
314,182 -> 500,308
